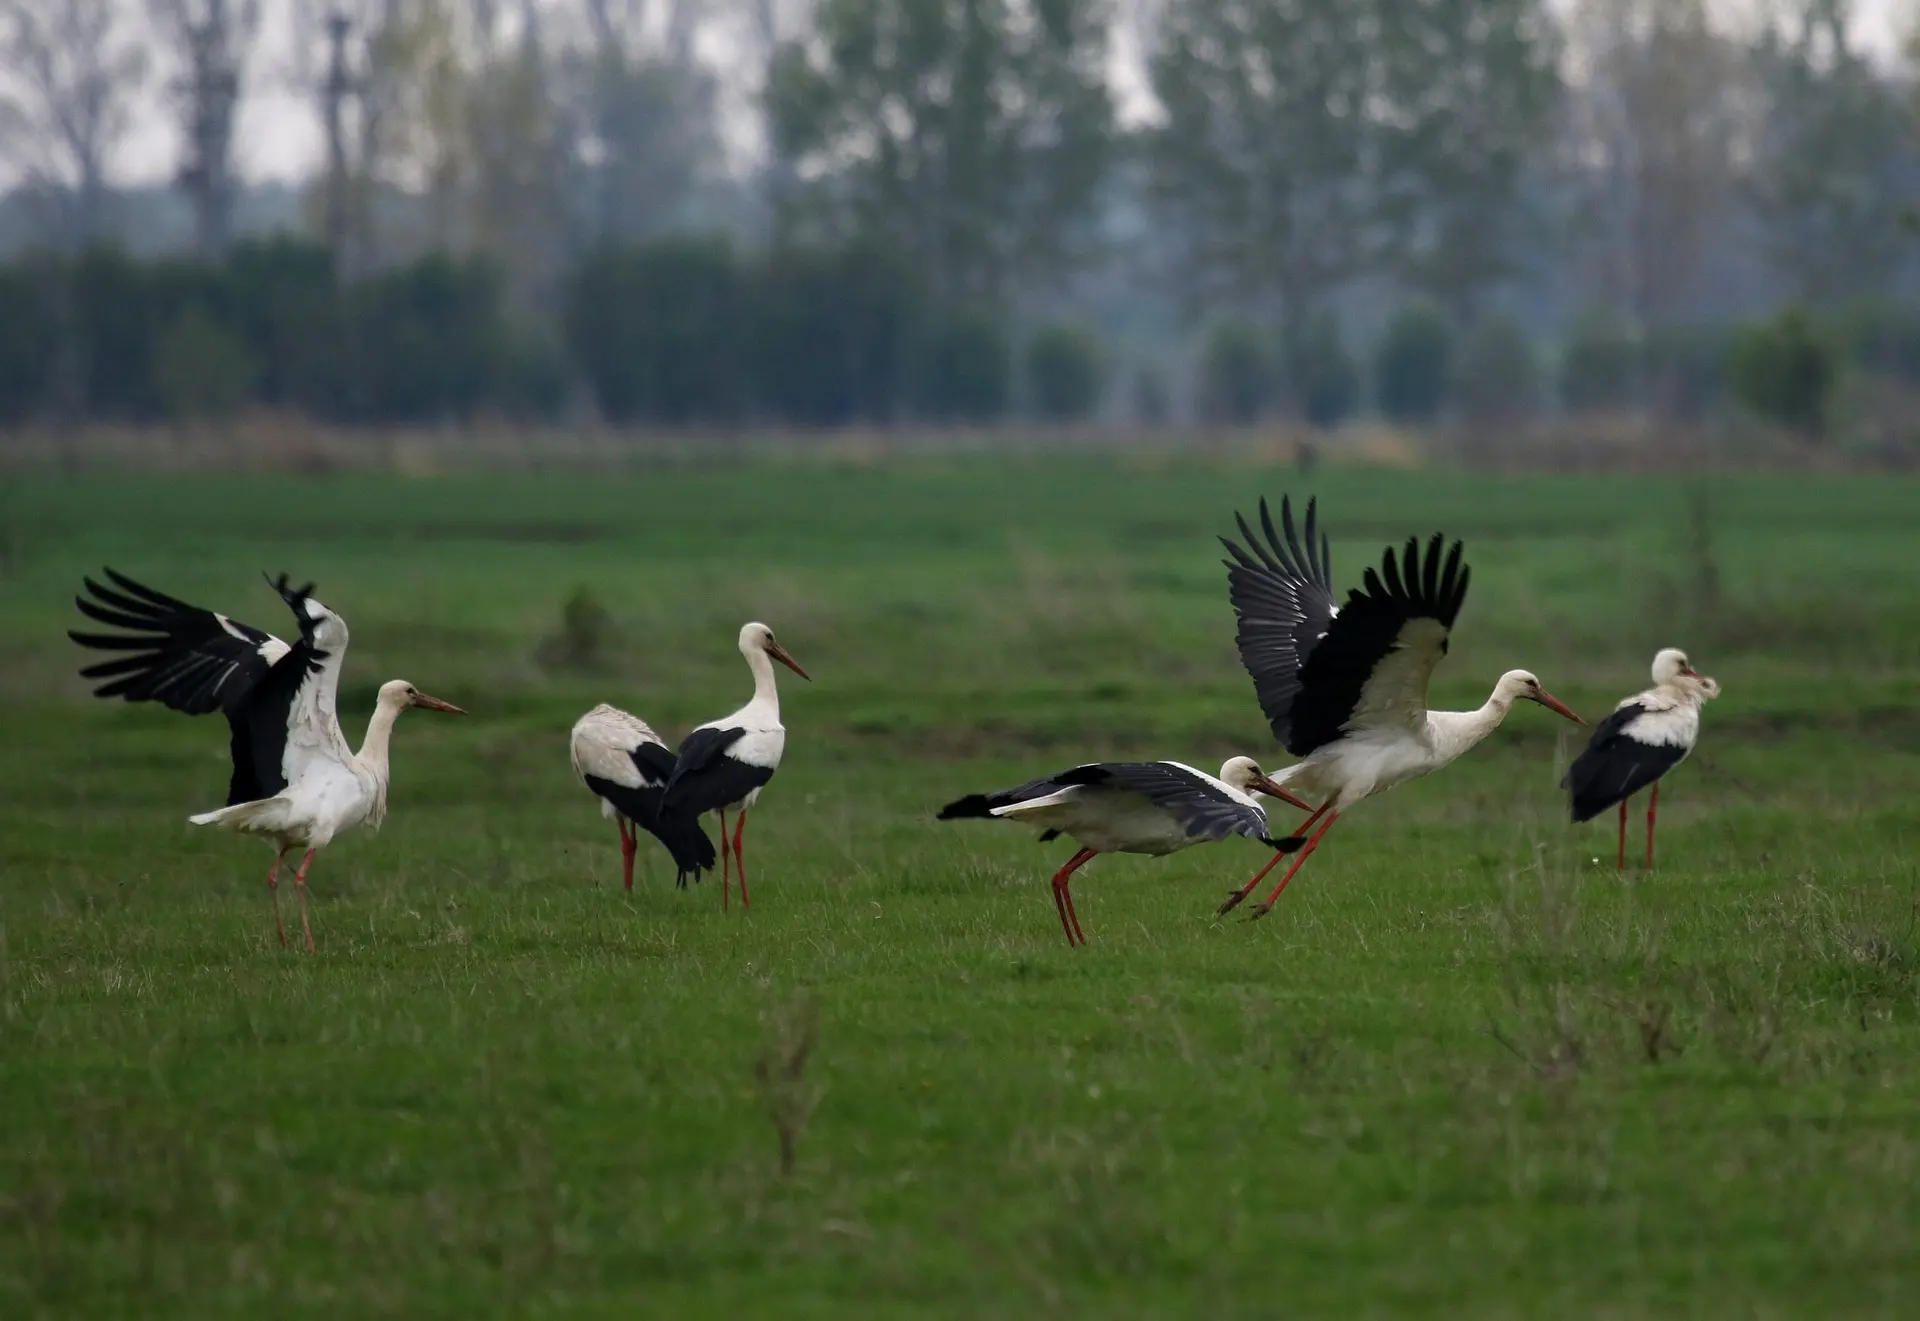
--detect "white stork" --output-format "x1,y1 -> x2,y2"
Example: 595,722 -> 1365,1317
70,570 -> 465,951
1564,647 -> 1720,869
938,758 -> 1312,945
1216,497 -> 1585,919
569,704 -> 717,890
660,622 -> 810,910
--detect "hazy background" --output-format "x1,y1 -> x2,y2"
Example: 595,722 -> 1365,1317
0,0 -> 1916,458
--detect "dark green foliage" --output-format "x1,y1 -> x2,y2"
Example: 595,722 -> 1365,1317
1374,302 -> 1455,422
1197,320 -> 1275,425
563,237 -> 744,426
0,263 -> 55,424
1560,310 -> 1643,411
1643,324 -> 1732,421
1025,323 -> 1106,422
352,255 -> 520,424
223,238 -> 346,417
1842,303 -> 1920,386
1729,306 -> 1837,437
750,242 -> 922,427
151,305 -> 258,422
1285,312 -> 1359,428
914,309 -> 1013,423
1453,312 -> 1542,422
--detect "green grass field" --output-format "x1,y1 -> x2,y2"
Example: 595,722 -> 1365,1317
3,461 -> 1919,1318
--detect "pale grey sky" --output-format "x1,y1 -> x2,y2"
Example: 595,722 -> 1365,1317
61,0 -> 1920,190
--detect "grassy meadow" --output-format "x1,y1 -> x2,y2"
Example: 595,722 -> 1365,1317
2,460 -> 1919,1317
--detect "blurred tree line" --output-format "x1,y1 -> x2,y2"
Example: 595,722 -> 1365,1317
0,0 -> 1915,434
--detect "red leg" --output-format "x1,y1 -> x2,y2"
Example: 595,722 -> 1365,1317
267,846 -> 289,949
1049,847 -> 1098,946
733,809 -> 750,910
718,807 -> 730,910
1249,812 -> 1341,919
1617,798 -> 1628,871
619,817 -> 637,892
292,848 -> 317,953
1646,780 -> 1659,870
1220,802 -> 1328,915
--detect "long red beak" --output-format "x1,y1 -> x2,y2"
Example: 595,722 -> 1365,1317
1252,776 -> 1313,812
1534,689 -> 1583,725
768,641 -> 810,681
412,692 -> 467,714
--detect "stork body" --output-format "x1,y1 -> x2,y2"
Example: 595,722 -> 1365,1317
1216,498 -> 1584,919
70,570 -> 464,951
661,622 -> 810,910
570,704 -> 716,890
1564,648 -> 1720,869
939,758 -> 1308,945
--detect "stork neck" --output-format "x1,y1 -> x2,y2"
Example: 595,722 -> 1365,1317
1429,686 -> 1515,765
744,645 -> 782,718
356,699 -> 402,778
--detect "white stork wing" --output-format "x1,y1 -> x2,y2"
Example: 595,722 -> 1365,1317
1225,500 -> 1470,754
1219,496 -> 1340,752
570,704 -> 670,790
1052,761 -> 1278,844
269,579 -> 355,796
70,569 -> 291,714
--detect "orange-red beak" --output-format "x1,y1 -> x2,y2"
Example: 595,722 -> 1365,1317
1533,689 -> 1583,725
411,691 -> 467,714
768,641 -> 810,681
1252,775 -> 1313,812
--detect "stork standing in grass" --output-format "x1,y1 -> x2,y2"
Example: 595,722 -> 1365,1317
1216,497 -> 1585,919
939,758 -> 1311,945
661,622 -> 810,910
570,704 -> 716,890
1564,648 -> 1720,869
70,570 -> 465,951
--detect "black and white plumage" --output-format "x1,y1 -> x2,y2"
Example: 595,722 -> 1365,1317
1215,497 -> 1585,919
570,705 -> 717,890
1565,647 -> 1720,869
660,621 -> 810,910
938,757 -> 1309,946
70,569 -> 465,951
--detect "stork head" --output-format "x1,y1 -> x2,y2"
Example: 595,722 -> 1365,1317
739,621 -> 810,680
1496,670 -> 1584,724
1218,756 -> 1314,811
378,679 -> 467,715
1652,648 -> 1718,699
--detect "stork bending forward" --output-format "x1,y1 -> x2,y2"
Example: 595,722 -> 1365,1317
570,704 -> 717,890
939,758 -> 1309,945
1564,648 -> 1719,869
1215,498 -> 1584,919
70,570 -> 464,951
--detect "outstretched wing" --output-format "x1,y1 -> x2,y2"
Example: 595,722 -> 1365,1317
1056,761 -> 1276,845
1219,497 -> 1340,752
70,569 -> 291,715
1223,498 -> 1469,755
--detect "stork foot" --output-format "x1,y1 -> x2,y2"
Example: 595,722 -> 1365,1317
1277,836 -> 1308,853
1218,890 -> 1249,916
1247,901 -> 1274,921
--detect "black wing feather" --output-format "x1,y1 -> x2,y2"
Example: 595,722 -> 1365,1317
1221,496 -> 1471,757
941,762 -> 1275,846
70,569 -> 285,716
661,726 -> 774,816
584,768 -> 718,886
1562,703 -> 1689,823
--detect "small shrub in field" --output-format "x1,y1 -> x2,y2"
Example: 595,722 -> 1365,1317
1197,319 -> 1275,424
1374,302 -> 1455,423
1454,312 -> 1542,422
1729,306 -> 1838,439
1025,323 -> 1106,422
1285,312 -> 1359,428
538,587 -> 615,673
152,304 -> 257,423
1560,310 -> 1641,412
1644,323 -> 1732,420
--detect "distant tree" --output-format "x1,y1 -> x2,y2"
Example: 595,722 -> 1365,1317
1374,302 -> 1455,423
152,302 -> 257,423
0,0 -> 149,246
1373,0 -> 1562,321
915,308 -> 1013,423
150,0 -> 263,258
1452,311 -> 1542,422
1146,0 -> 1375,339
1559,309 -> 1642,411
1197,319 -> 1276,425
750,240 -> 925,426
1285,311 -> 1359,429
1562,0 -> 1750,327
1746,1 -> 1916,308
767,0 -> 1114,307
1025,323 -> 1106,423
0,263 -> 56,422
1729,305 -> 1837,439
